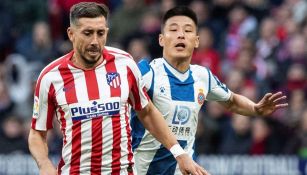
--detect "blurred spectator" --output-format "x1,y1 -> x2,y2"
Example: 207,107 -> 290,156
0,116 -> 28,154
192,25 -> 222,78
225,68 -> 245,93
0,4 -> 13,61
255,17 -> 279,81
109,0 -> 148,44
276,34 -> 307,86
224,4 -> 258,61
195,102 -> 230,155
4,54 -> 35,119
48,0 -> 108,40
250,117 -> 283,155
218,114 -> 252,154
122,9 -> 162,59
127,37 -> 152,62
159,0 -> 176,15
285,0 -> 307,24
234,48 -> 257,81
284,109 -> 307,156
3,0 -> 48,40
0,64 -> 14,119
15,21 -> 59,65
189,0 -> 210,25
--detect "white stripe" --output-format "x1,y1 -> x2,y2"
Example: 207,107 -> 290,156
69,65 -> 89,101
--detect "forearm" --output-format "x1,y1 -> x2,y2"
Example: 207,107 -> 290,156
221,93 -> 257,116
136,102 -> 178,150
28,129 -> 54,169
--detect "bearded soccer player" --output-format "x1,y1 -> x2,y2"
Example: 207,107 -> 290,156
28,2 -> 209,175
131,6 -> 288,175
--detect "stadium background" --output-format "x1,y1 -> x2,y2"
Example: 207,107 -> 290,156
0,0 -> 306,174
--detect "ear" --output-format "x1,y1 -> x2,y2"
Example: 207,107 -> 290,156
67,27 -> 74,42
194,35 -> 200,49
159,34 -> 164,47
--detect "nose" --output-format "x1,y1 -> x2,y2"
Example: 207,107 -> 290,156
90,34 -> 99,45
177,29 -> 185,39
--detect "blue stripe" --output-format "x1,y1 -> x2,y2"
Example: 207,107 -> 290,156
130,109 -> 145,151
192,142 -> 196,161
206,68 -> 211,93
138,59 -> 151,76
163,64 -> 194,102
146,140 -> 187,175
147,67 -> 155,99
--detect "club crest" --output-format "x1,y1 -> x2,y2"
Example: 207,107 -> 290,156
106,72 -> 121,88
198,89 -> 205,105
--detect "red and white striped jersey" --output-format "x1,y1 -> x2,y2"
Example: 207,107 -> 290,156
31,46 -> 149,175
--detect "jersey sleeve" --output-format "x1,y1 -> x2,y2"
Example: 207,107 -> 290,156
137,59 -> 153,92
31,74 -> 56,131
206,69 -> 232,101
127,60 -> 149,111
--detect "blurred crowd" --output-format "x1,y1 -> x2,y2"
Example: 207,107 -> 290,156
0,0 -> 306,158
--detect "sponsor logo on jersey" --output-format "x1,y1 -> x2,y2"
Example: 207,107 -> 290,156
172,105 -> 190,125
197,89 -> 205,105
69,98 -> 120,121
106,72 -> 121,88
33,96 -> 39,118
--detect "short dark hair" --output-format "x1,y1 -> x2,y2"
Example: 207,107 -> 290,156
70,2 -> 109,26
162,6 -> 198,30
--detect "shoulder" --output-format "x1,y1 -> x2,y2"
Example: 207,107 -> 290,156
37,52 -> 72,83
138,58 -> 164,75
105,46 -> 133,60
190,64 -> 211,76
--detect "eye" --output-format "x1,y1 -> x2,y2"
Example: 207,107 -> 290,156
83,31 -> 91,36
98,31 -> 105,36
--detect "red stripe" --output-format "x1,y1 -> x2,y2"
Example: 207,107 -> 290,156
46,84 -> 56,129
127,67 -> 142,110
124,104 -> 134,172
105,53 -> 122,175
31,119 -> 37,129
58,62 -> 81,174
84,70 -> 103,174
84,70 -> 100,100
58,107 -> 66,174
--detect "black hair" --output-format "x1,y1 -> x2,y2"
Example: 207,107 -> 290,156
162,6 -> 198,30
70,2 -> 109,26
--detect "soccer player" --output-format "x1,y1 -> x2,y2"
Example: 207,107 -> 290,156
28,2 -> 209,175
131,6 -> 288,175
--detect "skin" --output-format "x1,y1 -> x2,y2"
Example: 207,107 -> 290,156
67,16 -> 109,70
29,16 -> 208,175
159,15 -> 288,117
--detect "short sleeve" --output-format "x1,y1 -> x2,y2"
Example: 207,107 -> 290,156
127,60 -> 149,111
206,69 -> 232,101
137,59 -> 153,91
31,75 -> 56,131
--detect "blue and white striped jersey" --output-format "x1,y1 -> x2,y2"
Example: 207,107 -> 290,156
131,58 -> 232,175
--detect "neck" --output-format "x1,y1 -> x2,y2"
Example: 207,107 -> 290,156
72,53 -> 103,70
164,56 -> 191,73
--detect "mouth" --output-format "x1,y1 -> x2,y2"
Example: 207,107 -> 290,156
87,48 -> 100,56
175,43 -> 186,49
